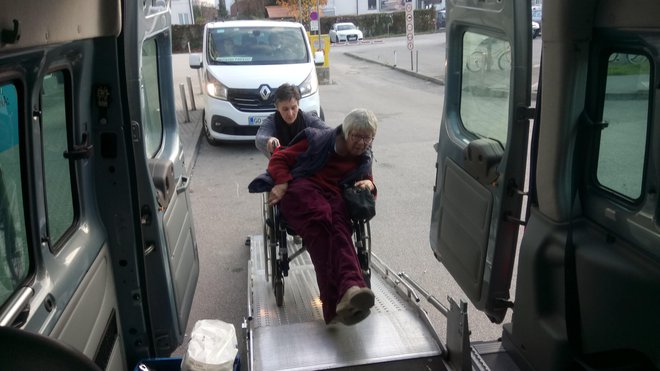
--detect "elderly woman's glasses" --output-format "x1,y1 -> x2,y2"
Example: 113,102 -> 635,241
350,134 -> 374,144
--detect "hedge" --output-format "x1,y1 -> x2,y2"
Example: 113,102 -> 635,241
171,8 -> 436,54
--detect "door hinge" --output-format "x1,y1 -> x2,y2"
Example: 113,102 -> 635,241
507,178 -> 528,197
516,106 -> 536,121
63,132 -> 94,160
504,213 -> 526,226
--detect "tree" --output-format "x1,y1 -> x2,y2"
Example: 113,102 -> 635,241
276,0 -> 327,25
217,0 -> 229,19
194,5 -> 217,23
236,0 -> 266,19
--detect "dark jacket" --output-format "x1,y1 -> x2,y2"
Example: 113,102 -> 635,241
254,110 -> 327,158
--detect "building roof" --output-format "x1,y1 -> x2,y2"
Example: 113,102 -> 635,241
265,5 -> 294,19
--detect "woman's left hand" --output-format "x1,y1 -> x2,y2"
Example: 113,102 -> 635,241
354,180 -> 374,192
269,183 -> 288,205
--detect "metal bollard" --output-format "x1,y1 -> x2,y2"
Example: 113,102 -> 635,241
410,50 -> 414,71
393,50 -> 397,68
416,50 -> 419,73
197,69 -> 203,95
186,76 -> 196,111
179,83 -> 190,123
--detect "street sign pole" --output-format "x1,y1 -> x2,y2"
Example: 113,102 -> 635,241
405,0 -> 415,70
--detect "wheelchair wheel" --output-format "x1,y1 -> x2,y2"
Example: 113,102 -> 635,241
352,219 -> 372,288
274,278 -> 284,307
271,205 -> 288,306
262,194 -> 271,280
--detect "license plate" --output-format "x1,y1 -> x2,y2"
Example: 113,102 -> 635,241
348,35 -> 357,41
249,115 -> 268,126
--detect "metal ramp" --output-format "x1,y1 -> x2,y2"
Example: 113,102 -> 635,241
246,235 -> 444,371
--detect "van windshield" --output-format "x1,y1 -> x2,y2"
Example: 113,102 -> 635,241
207,27 -> 309,65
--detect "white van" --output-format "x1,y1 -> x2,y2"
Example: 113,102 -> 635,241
189,20 -> 325,144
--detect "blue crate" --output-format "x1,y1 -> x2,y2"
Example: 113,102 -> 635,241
134,354 -> 240,371
134,357 -> 182,371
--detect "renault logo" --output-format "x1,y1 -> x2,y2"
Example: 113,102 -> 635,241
259,85 -> 271,101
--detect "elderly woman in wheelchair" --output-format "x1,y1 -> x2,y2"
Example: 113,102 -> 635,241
249,108 -> 378,326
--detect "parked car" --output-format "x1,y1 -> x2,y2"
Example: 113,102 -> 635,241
532,21 -> 540,38
532,8 -> 542,36
436,10 -> 447,29
329,22 -> 363,43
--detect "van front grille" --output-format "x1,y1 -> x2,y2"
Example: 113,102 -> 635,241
228,88 -> 276,113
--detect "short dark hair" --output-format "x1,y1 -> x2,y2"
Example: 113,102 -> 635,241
274,83 -> 301,105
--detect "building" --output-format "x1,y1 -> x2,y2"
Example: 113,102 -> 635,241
171,0 -> 194,24
322,0 -> 383,16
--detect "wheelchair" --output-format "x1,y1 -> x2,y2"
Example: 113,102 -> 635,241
261,193 -> 372,307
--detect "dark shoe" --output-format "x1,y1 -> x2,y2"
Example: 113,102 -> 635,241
336,286 -> 375,319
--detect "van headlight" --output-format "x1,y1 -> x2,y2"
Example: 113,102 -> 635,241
298,71 -> 318,98
206,71 -> 228,100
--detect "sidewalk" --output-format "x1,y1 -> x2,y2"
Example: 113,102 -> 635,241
339,34 -> 447,85
172,54 -> 204,176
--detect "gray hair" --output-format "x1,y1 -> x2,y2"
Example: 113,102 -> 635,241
341,108 -> 378,140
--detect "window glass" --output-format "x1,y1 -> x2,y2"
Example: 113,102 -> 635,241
207,27 -> 308,65
0,82 -> 29,303
142,39 -> 164,158
461,32 -> 511,146
41,71 -> 75,246
597,53 -> 650,199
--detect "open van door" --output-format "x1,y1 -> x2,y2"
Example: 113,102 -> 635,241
114,0 -> 200,361
0,1 -> 197,369
430,0 -> 532,323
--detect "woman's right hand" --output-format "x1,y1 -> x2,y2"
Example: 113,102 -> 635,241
267,138 -> 281,154
268,183 -> 288,205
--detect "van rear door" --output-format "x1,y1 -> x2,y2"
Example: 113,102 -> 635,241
116,0 -> 200,360
429,0 -> 532,323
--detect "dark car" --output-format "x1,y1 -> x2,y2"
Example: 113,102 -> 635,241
436,10 -> 446,29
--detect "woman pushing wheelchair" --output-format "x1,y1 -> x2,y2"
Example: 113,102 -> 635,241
255,83 -> 328,158
249,108 -> 378,326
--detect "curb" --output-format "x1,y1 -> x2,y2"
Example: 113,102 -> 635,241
188,112 -> 204,177
344,52 -> 445,86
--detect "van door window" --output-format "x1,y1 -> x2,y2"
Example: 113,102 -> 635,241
597,52 -> 650,199
0,82 -> 30,303
142,39 -> 164,158
461,31 -> 511,146
42,71 -> 76,249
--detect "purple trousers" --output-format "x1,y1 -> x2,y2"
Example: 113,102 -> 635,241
279,178 -> 367,323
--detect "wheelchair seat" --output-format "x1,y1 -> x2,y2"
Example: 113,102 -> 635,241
261,193 -> 371,307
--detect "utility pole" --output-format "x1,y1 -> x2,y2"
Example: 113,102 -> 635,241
188,0 -> 195,24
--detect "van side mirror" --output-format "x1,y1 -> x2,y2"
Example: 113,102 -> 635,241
189,53 -> 202,69
314,50 -> 324,66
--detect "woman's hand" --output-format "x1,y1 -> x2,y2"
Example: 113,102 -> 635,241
268,183 -> 288,205
354,180 -> 374,192
267,138 -> 281,154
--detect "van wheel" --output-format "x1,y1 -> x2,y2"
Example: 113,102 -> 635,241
203,120 -> 219,146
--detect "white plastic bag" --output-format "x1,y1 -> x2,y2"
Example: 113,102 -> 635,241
181,319 -> 238,371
